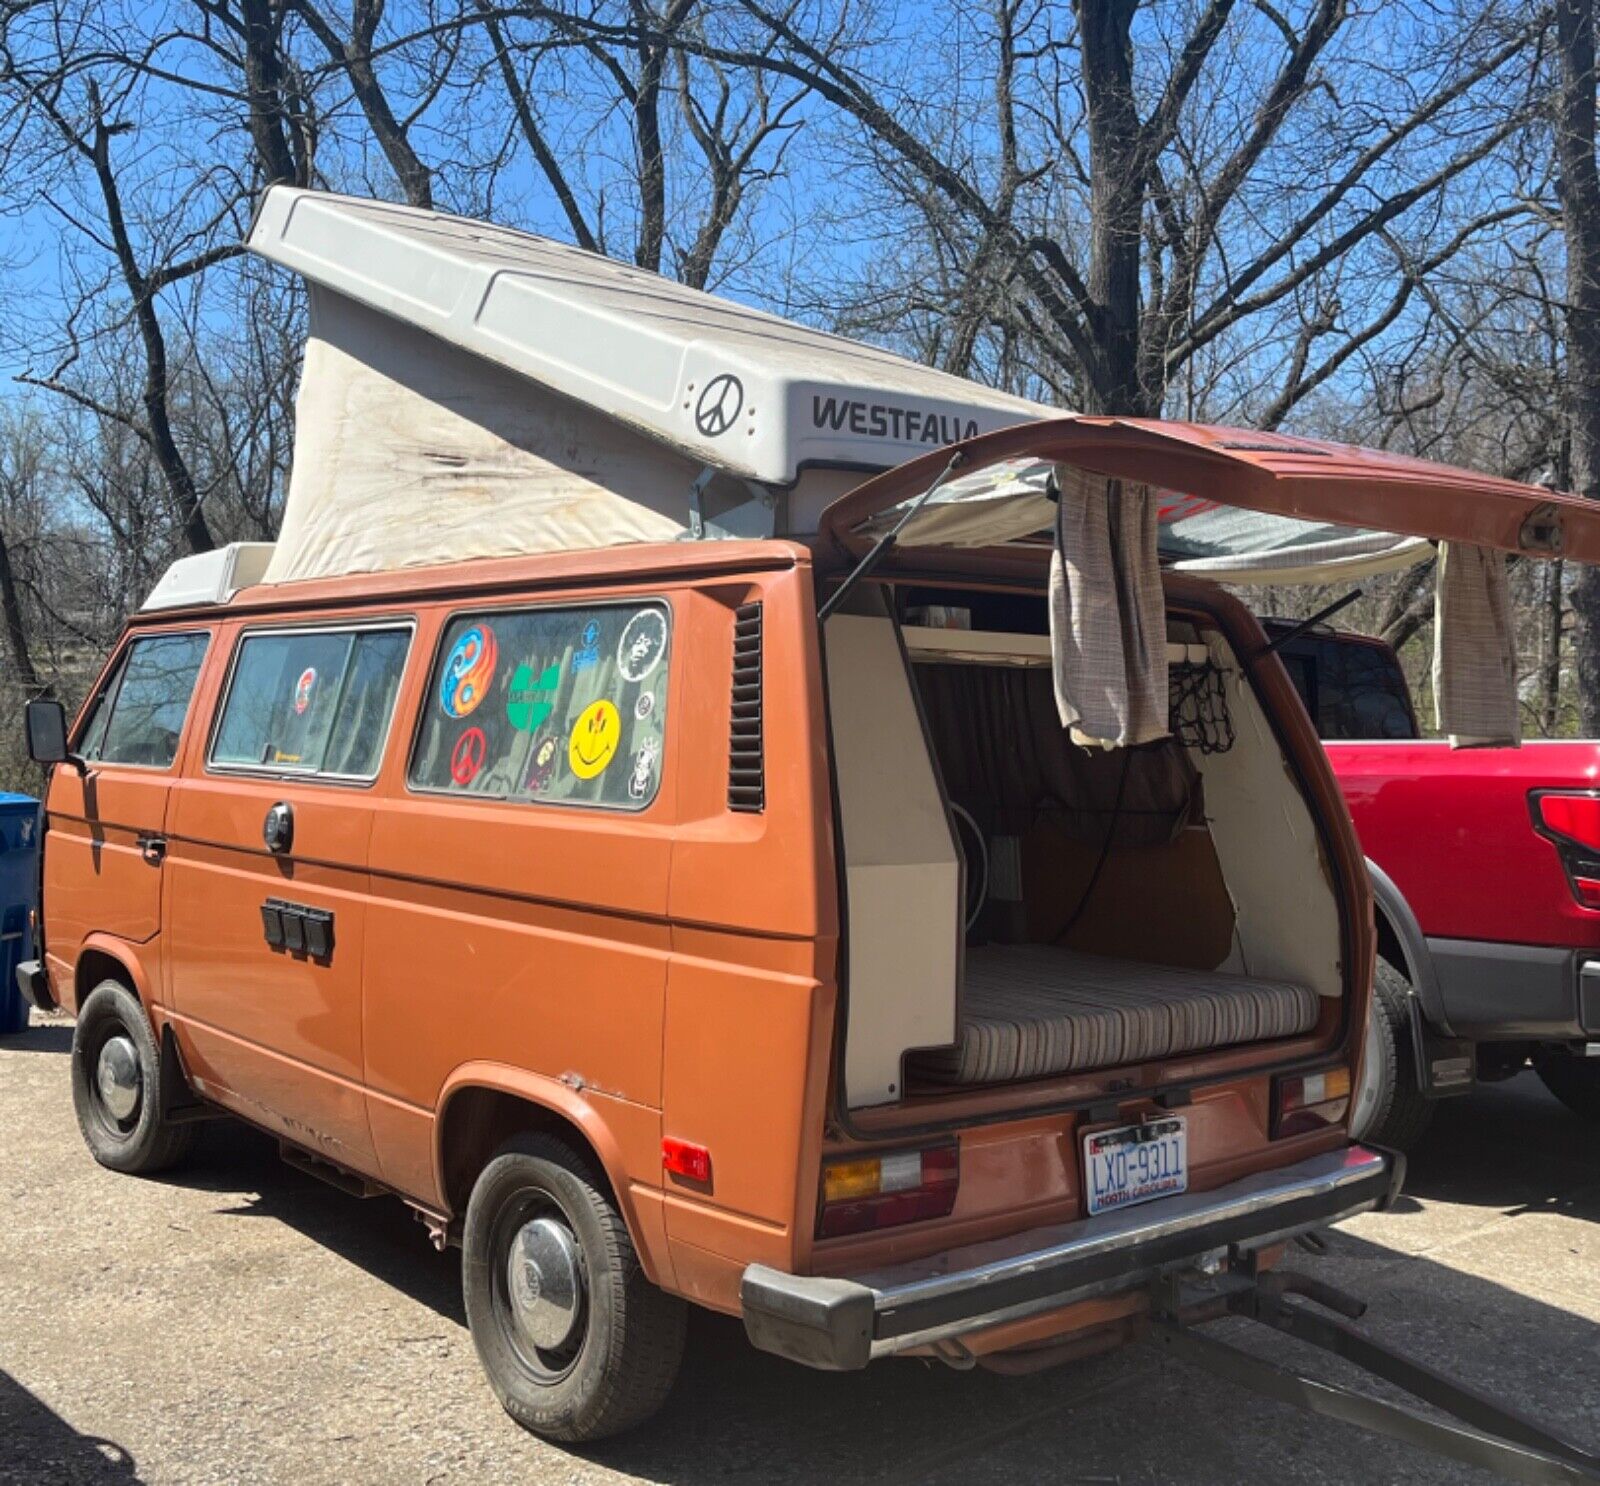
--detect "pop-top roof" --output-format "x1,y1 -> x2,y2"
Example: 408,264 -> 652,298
247,187 -> 1050,488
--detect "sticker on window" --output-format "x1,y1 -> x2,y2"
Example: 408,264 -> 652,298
411,602 -> 669,809
440,625 -> 498,719
525,734 -> 560,793
451,726 -> 487,785
569,699 -> 621,778
617,608 -> 668,682
293,667 -> 317,716
507,661 -> 560,732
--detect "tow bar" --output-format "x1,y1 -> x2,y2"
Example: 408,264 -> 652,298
1150,1268 -> 1600,1484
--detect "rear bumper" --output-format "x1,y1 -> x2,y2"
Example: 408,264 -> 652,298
14,959 -> 53,1013
741,1146 -> 1399,1371
1428,939 -> 1600,1040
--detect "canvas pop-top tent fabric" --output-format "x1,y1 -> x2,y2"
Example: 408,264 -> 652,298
247,186 -> 1051,582
247,187 -> 1522,745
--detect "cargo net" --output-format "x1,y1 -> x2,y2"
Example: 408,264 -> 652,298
1168,658 -> 1235,754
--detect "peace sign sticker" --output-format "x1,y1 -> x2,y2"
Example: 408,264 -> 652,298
450,726 -> 487,786
695,373 -> 744,438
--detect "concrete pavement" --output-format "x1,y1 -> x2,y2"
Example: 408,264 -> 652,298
2,1009 -> 1596,1485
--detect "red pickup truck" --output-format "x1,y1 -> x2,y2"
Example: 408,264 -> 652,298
1263,618 -> 1600,1149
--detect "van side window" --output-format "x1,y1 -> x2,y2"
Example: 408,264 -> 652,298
409,602 -> 669,810
210,626 -> 411,779
80,632 -> 210,769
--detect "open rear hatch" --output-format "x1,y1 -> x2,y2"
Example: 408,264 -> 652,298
815,417 -> 1600,1119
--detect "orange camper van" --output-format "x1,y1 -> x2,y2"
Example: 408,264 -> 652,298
16,190 -> 1600,1459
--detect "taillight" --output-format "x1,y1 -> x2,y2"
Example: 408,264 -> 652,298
817,1143 -> 959,1238
1531,791 -> 1600,908
1272,1066 -> 1351,1138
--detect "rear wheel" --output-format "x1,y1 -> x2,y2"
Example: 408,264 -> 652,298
1350,961 -> 1434,1151
461,1133 -> 686,1443
1535,1051 -> 1600,1120
70,980 -> 198,1174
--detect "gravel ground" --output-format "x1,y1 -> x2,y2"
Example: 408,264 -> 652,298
1,1007 -> 1596,1485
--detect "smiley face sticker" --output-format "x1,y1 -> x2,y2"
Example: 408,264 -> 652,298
568,699 -> 621,779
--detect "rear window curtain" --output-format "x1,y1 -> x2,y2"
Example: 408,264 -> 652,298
211,628 -> 409,776
409,602 -> 669,810
81,632 -> 210,769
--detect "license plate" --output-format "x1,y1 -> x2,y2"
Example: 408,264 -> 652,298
1082,1117 -> 1188,1217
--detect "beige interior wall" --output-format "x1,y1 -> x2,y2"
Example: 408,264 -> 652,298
1187,632 -> 1343,998
826,613 -> 963,1106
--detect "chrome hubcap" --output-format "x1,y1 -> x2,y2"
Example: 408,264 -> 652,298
96,1035 -> 142,1122
505,1216 -> 584,1352
1350,1004 -> 1385,1139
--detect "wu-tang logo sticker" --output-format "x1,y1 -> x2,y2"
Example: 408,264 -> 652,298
507,662 -> 561,732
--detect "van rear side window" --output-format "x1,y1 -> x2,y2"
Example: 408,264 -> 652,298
79,631 -> 210,769
210,625 -> 411,779
409,602 -> 669,810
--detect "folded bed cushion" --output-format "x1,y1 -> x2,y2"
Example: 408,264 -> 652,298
913,945 -> 1322,1086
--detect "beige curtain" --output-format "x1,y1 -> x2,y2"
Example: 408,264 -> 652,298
1433,541 -> 1520,748
1048,465 -> 1169,748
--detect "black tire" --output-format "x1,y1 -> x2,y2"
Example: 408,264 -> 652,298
1535,1051 -> 1600,1120
1352,961 -> 1434,1152
70,980 -> 198,1175
462,1133 -> 686,1443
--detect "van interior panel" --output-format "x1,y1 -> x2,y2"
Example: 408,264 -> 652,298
825,610 -> 963,1107
835,588 -> 1344,1109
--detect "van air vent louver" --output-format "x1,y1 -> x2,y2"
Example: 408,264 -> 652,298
729,602 -> 765,812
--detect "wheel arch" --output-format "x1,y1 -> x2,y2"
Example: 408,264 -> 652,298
1366,858 -> 1452,1035
434,1066 -> 665,1286
74,936 -> 159,1019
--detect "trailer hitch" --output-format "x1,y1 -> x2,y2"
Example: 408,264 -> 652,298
1149,1269 -> 1600,1484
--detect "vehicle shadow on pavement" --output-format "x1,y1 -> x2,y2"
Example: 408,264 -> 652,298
126,1075 -> 1599,1485
1399,1072 -> 1600,1223
0,1371 -> 142,1485
0,1021 -> 72,1055
164,1120 -> 467,1327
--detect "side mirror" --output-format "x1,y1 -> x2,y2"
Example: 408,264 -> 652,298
24,698 -> 83,773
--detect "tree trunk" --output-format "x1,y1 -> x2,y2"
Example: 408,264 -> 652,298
1555,0 -> 1600,733
1076,0 -> 1151,415
1541,557 -> 1566,734
0,525 -> 39,692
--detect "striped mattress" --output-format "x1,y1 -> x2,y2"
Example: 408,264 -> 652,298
914,945 -> 1321,1086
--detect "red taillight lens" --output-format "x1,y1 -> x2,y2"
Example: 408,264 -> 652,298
1532,791 -> 1600,909
817,1143 -> 959,1238
1534,791 -> 1600,852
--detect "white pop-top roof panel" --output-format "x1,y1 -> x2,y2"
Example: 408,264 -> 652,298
248,187 -> 1054,486
141,542 -> 275,611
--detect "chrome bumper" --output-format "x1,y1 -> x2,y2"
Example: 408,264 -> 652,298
741,1145 -> 1399,1371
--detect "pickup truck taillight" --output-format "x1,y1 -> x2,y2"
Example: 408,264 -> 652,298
1531,791 -> 1600,908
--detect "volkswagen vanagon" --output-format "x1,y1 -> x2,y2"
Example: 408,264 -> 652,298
17,188 -> 1597,1446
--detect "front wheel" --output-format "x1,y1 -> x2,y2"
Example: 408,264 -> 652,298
1535,1050 -> 1600,1120
70,980 -> 198,1174
461,1133 -> 686,1443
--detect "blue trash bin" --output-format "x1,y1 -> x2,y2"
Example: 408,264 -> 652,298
0,792 -> 40,1035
